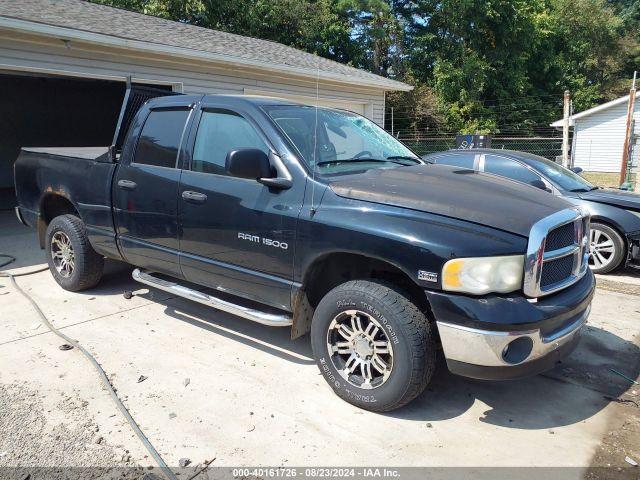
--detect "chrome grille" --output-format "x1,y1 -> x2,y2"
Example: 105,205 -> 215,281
523,208 -> 590,297
540,256 -> 575,288
544,222 -> 575,252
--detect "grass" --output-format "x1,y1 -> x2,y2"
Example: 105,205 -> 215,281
582,171 -> 637,189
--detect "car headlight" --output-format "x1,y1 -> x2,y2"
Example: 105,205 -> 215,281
627,209 -> 640,219
442,255 -> 524,295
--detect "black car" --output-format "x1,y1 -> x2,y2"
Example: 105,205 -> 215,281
423,148 -> 640,274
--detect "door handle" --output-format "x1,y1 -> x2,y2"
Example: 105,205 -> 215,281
117,179 -> 137,190
182,190 -> 207,204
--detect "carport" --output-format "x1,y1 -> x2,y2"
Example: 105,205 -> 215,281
0,70 -> 174,210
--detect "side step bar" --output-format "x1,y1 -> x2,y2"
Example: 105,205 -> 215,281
132,269 -> 292,327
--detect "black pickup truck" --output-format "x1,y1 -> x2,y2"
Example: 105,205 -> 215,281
14,88 -> 595,412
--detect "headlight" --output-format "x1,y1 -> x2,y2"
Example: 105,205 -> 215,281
442,255 -> 524,295
627,210 -> 640,219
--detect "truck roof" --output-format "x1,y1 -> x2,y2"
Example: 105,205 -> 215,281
146,93 -> 321,109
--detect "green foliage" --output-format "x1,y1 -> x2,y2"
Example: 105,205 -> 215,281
90,0 -> 639,134
397,0 -> 634,132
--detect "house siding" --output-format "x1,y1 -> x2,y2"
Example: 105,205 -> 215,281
573,97 -> 639,172
0,31 -> 387,125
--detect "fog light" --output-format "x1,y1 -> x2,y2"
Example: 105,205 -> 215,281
501,337 -> 534,365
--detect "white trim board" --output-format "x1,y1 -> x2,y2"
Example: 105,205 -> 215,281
550,91 -> 640,127
0,62 -> 182,91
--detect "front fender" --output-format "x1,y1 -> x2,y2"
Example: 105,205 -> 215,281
294,189 -> 527,291
565,198 -> 640,235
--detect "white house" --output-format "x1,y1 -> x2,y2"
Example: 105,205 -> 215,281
551,92 -> 639,172
0,0 -> 410,209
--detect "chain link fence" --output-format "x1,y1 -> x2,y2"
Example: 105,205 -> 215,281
394,134 -> 563,160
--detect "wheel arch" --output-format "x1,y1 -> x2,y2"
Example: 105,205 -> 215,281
590,216 -> 628,248
291,251 -> 432,339
589,217 -> 629,271
37,193 -> 81,249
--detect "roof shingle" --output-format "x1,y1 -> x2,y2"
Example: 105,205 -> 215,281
0,0 -> 410,91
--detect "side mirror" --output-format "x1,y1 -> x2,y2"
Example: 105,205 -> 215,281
531,179 -> 551,192
226,148 -> 272,180
570,166 -> 583,175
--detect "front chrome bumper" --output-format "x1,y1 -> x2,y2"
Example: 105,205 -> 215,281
437,305 -> 590,368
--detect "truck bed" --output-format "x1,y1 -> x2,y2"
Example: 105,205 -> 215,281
21,147 -> 113,163
14,146 -> 121,260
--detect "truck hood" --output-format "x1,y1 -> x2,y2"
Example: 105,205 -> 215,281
329,164 -> 573,237
578,188 -> 640,211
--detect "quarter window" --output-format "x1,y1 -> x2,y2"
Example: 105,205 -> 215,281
484,155 -> 543,186
192,110 -> 268,175
133,109 -> 190,168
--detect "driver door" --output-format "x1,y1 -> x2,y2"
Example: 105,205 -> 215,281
178,103 -> 304,311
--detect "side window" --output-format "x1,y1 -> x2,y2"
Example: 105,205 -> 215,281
192,110 -> 268,175
433,153 -> 475,169
133,109 -> 190,168
484,155 -> 543,186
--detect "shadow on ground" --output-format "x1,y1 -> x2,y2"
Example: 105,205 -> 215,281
11,242 -> 639,433
92,264 -> 638,432
390,324 -> 638,429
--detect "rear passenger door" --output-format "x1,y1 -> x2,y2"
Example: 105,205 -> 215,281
113,103 -> 194,276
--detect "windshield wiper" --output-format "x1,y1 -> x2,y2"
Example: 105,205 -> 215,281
316,157 -> 420,168
386,156 -> 423,164
569,187 -> 592,192
316,158 -> 396,167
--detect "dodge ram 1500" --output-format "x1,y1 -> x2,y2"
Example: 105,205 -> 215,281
14,87 -> 595,411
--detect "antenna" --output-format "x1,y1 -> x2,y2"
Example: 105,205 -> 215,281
310,58 -> 320,216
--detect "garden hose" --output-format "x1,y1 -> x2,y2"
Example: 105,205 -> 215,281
0,254 -> 178,480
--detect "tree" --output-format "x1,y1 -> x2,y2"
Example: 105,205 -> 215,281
398,0 -> 552,132
545,0 -> 628,110
90,0 -> 638,134
335,0 -> 406,77
92,0 -> 357,64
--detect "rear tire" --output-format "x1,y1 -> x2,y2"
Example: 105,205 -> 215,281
45,215 -> 104,291
311,280 -> 435,412
588,222 -> 625,274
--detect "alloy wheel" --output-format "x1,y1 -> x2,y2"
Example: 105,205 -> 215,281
51,231 -> 75,278
326,309 -> 394,390
588,227 -> 616,271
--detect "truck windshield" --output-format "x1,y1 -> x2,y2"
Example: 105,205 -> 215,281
263,105 -> 422,174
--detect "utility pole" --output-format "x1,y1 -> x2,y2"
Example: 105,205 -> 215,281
620,71 -> 637,188
562,90 -> 571,167
391,107 -> 394,137
635,120 -> 640,192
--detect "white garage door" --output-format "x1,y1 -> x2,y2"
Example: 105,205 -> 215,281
244,89 -> 366,116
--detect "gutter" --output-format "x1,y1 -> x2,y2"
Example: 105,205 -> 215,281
0,16 -> 413,92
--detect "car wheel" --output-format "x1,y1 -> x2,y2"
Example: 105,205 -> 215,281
45,214 -> 104,291
311,280 -> 435,412
588,222 -> 625,274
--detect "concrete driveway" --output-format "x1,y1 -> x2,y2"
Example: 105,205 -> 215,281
0,211 -> 638,477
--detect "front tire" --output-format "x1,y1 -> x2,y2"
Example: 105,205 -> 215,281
311,280 -> 435,412
45,215 -> 104,291
588,222 -> 625,274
